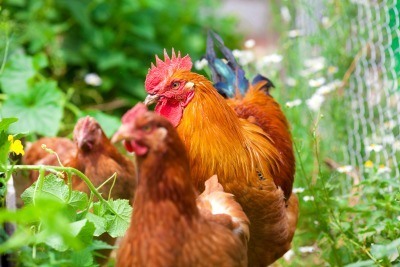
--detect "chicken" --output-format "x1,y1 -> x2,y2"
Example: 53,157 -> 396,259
23,116 -> 137,201
112,103 -> 249,267
139,33 -> 299,266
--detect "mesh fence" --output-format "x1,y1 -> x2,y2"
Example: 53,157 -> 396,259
294,0 -> 400,180
346,0 -> 400,180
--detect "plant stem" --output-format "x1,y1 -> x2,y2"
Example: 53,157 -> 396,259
0,35 -> 10,76
8,165 -> 122,217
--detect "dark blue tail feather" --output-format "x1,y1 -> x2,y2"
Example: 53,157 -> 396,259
206,31 -> 249,98
252,74 -> 275,95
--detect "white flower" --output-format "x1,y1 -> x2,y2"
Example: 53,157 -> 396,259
394,141 -> 400,151
314,220 -> 319,225
366,144 -> 383,152
286,99 -> 302,108
194,58 -> 208,70
316,80 -> 342,95
327,66 -> 338,74
232,49 -> 255,66
302,57 -> 326,75
244,39 -> 256,49
303,195 -> 315,202
84,73 -> 102,86
377,165 -> 391,174
397,216 -> 400,221
337,165 -> 353,173
280,6 -> 291,23
292,187 -> 305,193
306,94 -> 325,111
383,120 -> 396,130
285,77 -> 297,87
309,77 -> 326,87
288,29 -> 304,38
321,17 -> 331,28
283,249 -> 294,261
299,246 -> 315,253
261,53 -> 283,64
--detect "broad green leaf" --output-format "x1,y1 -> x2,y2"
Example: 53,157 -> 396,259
370,238 -> 400,262
43,233 -> 68,252
86,212 -> 106,236
71,247 -> 94,267
21,174 -> 88,212
21,174 -> 69,206
2,80 -> 64,136
92,201 -> 107,217
0,50 -> 35,94
69,219 -> 95,247
103,199 -> 132,238
68,191 -> 89,211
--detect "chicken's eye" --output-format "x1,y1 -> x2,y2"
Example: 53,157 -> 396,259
141,125 -> 152,133
171,82 -> 180,89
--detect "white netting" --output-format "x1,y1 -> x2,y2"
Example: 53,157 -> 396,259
347,0 -> 400,179
293,0 -> 400,179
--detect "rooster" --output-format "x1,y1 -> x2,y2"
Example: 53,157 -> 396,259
23,116 -> 136,200
112,103 -> 249,267
140,33 -> 299,266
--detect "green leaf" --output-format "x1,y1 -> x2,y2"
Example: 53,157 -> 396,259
68,190 -> 89,211
370,238 -> 400,262
33,52 -> 49,70
2,80 -> 64,136
90,239 -> 116,251
0,131 -> 10,172
101,199 -> 132,238
21,174 -> 88,212
21,174 -> 69,206
344,260 -> 376,267
0,118 -> 18,132
86,212 -> 106,236
69,219 -> 95,247
0,50 -> 35,94
71,247 -> 94,267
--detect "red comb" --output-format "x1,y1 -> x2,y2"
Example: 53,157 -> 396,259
145,49 -> 192,94
122,103 -> 148,124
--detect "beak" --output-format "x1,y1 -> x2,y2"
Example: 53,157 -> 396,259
111,124 -> 132,143
144,94 -> 160,106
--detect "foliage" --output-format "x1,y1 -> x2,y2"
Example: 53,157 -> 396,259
1,0 -> 241,138
0,2 -> 242,265
0,118 -> 132,266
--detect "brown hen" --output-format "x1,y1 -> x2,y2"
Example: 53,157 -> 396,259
113,103 -> 249,267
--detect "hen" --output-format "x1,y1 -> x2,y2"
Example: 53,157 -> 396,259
112,103 -> 249,267
23,116 -> 136,201
140,34 -> 299,266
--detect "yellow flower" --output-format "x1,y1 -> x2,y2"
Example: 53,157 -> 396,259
364,160 -> 374,168
8,135 -> 25,156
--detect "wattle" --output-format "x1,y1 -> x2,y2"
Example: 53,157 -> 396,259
155,91 -> 194,127
155,100 -> 182,127
124,140 -> 148,156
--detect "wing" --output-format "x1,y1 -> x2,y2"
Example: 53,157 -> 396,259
196,175 -> 250,244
